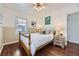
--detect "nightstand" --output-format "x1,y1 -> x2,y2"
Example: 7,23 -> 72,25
53,35 -> 65,48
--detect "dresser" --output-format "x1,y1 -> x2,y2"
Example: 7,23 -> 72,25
0,25 -> 3,54
53,35 -> 65,48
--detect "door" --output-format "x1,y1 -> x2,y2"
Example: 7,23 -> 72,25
67,12 -> 79,44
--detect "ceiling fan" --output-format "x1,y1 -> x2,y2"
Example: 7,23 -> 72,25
32,3 -> 47,11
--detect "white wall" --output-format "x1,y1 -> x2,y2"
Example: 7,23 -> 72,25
25,4 -> 79,45
24,7 -> 67,45
1,4 -> 79,45
2,6 -> 27,27
1,5 -> 27,44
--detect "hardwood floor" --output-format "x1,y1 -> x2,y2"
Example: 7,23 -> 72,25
36,42 -> 79,56
0,43 -> 27,56
1,42 -> 79,56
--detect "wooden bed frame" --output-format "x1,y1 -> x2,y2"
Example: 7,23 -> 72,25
19,32 -> 53,56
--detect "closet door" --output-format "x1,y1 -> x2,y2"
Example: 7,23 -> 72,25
67,12 -> 79,44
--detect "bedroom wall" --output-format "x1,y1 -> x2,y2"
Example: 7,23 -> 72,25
1,4 -> 79,45
26,8 -> 67,46
1,6 -> 27,45
25,4 -> 79,45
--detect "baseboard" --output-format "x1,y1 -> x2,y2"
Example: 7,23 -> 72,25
3,40 -> 19,46
68,40 -> 79,44
0,45 -> 4,54
0,40 -> 19,55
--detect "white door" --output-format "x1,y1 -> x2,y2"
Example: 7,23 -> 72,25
67,12 -> 79,44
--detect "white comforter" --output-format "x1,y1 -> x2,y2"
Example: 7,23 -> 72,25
20,33 -> 53,56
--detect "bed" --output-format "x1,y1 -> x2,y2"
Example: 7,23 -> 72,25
19,32 -> 53,56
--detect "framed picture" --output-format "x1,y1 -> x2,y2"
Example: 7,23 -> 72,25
31,21 -> 36,27
45,16 -> 51,25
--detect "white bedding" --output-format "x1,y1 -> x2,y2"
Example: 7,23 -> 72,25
20,33 -> 53,56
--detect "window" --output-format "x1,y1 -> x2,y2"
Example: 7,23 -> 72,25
16,17 -> 28,33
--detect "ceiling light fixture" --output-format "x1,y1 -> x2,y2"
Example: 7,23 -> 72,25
32,3 -> 47,11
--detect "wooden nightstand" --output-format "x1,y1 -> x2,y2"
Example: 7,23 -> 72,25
53,36 -> 65,48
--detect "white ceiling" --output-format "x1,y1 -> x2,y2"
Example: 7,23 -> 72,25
1,3 -> 79,13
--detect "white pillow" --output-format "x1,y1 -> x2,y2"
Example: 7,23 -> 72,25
45,29 -> 51,34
